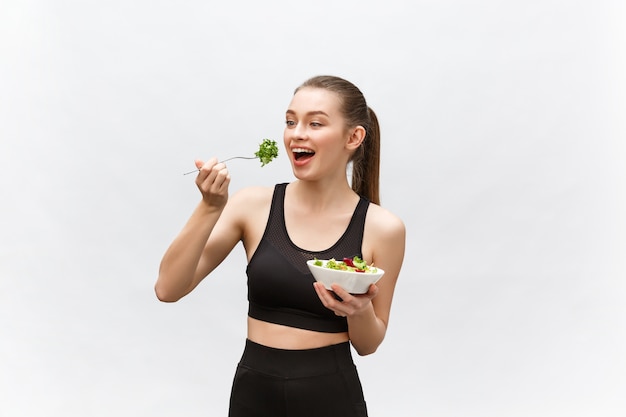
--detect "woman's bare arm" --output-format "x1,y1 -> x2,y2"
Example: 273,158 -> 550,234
314,205 -> 406,355
155,158 -> 241,302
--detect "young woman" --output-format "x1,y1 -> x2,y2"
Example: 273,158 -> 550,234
155,75 -> 406,417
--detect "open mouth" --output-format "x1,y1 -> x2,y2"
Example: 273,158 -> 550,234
293,148 -> 315,161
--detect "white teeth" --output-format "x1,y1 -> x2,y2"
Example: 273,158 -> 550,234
292,148 -> 314,153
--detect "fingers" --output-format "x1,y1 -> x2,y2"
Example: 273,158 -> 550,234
195,157 -> 218,178
313,282 -> 377,318
197,158 -> 227,186
313,282 -> 347,307
194,157 -> 231,205
364,283 -> 379,298
314,282 -> 345,316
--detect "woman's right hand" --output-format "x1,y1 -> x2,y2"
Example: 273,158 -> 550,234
194,158 -> 231,209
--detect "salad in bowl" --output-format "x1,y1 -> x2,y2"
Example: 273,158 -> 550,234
307,256 -> 385,294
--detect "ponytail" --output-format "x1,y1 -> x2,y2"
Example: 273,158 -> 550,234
351,107 -> 380,205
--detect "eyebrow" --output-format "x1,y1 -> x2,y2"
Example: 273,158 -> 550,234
285,109 -> 330,117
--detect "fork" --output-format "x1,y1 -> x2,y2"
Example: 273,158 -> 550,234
182,156 -> 257,175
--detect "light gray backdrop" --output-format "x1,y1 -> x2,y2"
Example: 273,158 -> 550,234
1,1 -> 625,416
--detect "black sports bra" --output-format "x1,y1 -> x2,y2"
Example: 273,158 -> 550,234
246,183 -> 370,333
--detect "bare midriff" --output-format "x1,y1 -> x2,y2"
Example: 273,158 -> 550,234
247,317 -> 350,350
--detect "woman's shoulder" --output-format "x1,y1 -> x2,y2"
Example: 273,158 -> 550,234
365,202 -> 406,238
230,184 -> 275,204
222,185 -> 276,228
362,202 -> 405,275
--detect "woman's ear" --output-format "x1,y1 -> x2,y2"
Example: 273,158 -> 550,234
346,125 -> 366,150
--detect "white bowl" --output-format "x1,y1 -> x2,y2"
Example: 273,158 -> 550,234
306,260 -> 385,294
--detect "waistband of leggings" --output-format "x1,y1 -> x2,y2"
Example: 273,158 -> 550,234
239,339 -> 355,378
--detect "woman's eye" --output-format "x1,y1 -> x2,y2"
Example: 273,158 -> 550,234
285,120 -> 295,127
310,122 -> 322,127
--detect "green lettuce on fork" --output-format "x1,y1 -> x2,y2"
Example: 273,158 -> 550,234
255,139 -> 279,166
183,138 -> 278,175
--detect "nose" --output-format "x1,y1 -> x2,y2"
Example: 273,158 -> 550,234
291,121 -> 307,140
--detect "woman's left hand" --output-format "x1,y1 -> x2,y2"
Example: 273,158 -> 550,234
313,282 -> 379,318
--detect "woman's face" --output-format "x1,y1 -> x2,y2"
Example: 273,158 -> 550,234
284,87 -> 352,181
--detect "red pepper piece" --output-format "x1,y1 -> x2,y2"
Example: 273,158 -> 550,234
343,257 -> 355,267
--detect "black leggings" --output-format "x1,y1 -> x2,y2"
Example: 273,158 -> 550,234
228,339 -> 368,417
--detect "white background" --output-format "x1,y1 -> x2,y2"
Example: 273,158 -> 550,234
1,1 -> 625,416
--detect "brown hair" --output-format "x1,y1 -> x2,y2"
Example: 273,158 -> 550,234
295,75 -> 381,205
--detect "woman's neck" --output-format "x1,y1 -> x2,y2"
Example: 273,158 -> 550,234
287,179 -> 359,213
